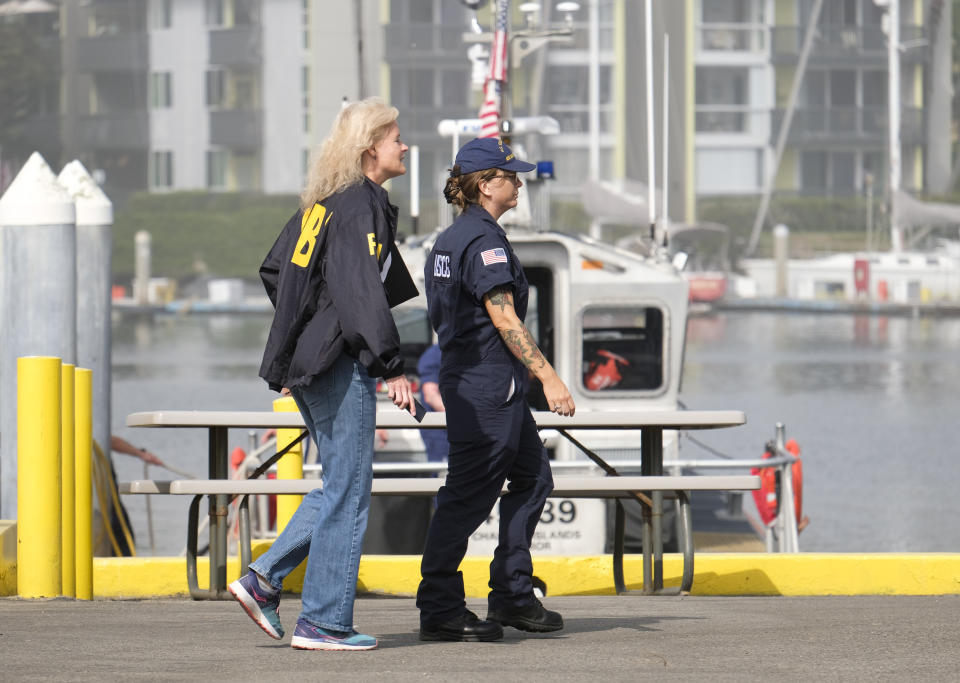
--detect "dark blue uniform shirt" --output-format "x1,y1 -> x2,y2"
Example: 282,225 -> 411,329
425,205 -> 530,442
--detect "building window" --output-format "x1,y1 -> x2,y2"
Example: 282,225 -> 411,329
206,70 -> 225,107
302,65 -> 310,132
302,0 -> 310,48
800,150 -> 827,192
150,0 -> 173,29
205,0 -> 225,27
207,149 -> 227,188
151,151 -> 173,188
441,69 -> 468,107
150,72 -> 172,108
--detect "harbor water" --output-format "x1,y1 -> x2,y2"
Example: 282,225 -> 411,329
110,310 -> 960,556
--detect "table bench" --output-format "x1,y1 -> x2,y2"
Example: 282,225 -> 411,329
125,408 -> 754,599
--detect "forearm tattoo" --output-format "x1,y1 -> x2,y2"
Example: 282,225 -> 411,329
501,325 -> 547,372
485,285 -> 547,371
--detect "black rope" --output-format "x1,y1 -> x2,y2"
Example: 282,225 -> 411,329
681,432 -> 736,460
247,431 -> 309,480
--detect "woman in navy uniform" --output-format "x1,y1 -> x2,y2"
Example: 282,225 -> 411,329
417,137 -> 576,642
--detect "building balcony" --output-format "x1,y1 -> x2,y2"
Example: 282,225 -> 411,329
209,26 -> 262,66
770,106 -> 923,145
210,109 -> 262,149
383,23 -> 470,60
75,34 -> 148,71
771,25 -> 925,64
696,23 -> 767,54
74,113 -> 149,150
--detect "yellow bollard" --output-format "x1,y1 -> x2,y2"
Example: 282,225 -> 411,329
17,356 -> 62,598
74,368 -> 94,600
60,364 -> 76,597
273,396 -> 304,533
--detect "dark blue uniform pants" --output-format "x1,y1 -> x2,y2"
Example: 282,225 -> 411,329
416,386 -> 553,626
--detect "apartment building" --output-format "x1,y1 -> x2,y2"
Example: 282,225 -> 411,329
695,0 -> 944,199
12,0 -> 944,225
57,0 -> 380,203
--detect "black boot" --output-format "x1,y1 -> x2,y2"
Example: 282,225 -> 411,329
419,609 -> 504,642
487,598 -> 563,633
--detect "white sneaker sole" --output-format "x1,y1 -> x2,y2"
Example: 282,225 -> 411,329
290,635 -> 377,651
228,581 -> 283,640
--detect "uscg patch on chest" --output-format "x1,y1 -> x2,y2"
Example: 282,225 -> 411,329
480,247 -> 507,266
432,250 -> 452,281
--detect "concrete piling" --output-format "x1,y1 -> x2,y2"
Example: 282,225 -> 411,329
59,160 -> 113,468
0,152 -> 77,520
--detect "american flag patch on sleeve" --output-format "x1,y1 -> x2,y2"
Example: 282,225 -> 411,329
480,247 -> 508,266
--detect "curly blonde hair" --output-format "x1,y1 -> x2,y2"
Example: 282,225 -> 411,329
300,98 -> 399,209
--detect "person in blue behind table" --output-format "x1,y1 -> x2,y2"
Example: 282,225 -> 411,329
416,342 -> 449,463
228,98 -> 419,652
416,137 -> 576,642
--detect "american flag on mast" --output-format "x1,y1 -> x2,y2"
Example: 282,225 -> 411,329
478,0 -> 510,138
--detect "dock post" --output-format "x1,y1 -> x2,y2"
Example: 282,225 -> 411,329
134,231 -> 151,306
0,152 -> 77,520
75,368 -> 94,600
59,161 -> 114,475
773,224 -> 789,297
16,356 -> 62,598
273,396 -> 304,533
60,363 -> 76,597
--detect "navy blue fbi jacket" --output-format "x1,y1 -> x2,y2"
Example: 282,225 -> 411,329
259,178 -> 419,392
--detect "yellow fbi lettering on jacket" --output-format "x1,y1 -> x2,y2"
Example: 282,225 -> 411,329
367,232 -> 383,258
291,203 -> 333,267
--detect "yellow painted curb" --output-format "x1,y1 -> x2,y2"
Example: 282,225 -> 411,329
2,531 -> 958,598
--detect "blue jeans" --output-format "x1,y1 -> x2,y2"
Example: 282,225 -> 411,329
249,353 -> 376,632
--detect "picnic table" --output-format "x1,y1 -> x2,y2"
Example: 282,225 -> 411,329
126,408 -> 752,598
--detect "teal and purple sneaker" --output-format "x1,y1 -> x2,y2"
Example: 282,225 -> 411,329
290,619 -> 378,651
228,570 -> 284,640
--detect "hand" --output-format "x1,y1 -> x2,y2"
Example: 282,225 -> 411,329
542,376 -> 575,417
376,429 -> 390,448
385,374 -> 416,415
137,448 -> 165,467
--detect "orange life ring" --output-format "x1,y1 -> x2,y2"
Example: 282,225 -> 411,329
751,439 -> 803,526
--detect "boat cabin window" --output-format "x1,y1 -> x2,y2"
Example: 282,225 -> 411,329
581,306 -> 663,392
392,305 -> 432,378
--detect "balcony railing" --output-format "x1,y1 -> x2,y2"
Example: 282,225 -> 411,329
771,24 -> 925,62
695,105 -> 769,135
75,34 -> 148,71
696,23 -> 767,53
209,26 -> 262,66
770,106 -> 923,143
74,113 -> 149,150
210,109 -> 262,149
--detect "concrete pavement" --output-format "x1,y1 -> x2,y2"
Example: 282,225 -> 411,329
2,594 -> 959,681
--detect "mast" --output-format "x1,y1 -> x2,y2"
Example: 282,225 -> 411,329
887,0 -> 903,252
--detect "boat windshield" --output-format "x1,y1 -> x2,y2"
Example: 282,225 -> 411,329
581,306 -> 664,392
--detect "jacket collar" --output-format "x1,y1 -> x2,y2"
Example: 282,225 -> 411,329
463,203 -> 503,233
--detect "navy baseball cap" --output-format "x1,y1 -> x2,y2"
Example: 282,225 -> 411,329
453,137 -> 537,175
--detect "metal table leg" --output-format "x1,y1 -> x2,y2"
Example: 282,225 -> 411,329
210,427 -> 229,597
188,428 -> 231,600
641,426 -> 663,592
